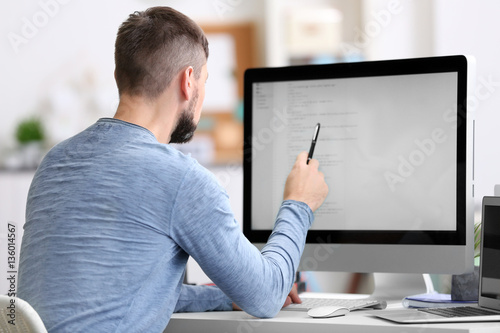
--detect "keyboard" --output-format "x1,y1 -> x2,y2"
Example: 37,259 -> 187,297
419,306 -> 500,318
282,297 -> 387,312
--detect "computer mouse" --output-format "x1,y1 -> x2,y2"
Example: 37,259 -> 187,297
307,305 -> 350,318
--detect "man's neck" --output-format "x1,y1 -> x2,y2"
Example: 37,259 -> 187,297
114,93 -> 178,144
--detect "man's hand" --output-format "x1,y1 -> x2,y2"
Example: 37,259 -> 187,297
282,283 -> 302,308
232,284 -> 302,311
283,151 -> 329,212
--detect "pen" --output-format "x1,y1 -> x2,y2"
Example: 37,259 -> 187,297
307,123 -> 321,164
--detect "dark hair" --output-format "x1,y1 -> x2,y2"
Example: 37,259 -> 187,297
114,7 -> 209,100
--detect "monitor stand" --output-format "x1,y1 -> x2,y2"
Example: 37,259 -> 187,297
371,273 -> 435,300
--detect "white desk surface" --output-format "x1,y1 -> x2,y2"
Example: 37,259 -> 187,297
165,299 -> 500,333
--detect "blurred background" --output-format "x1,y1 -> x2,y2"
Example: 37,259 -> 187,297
2,0 -> 500,293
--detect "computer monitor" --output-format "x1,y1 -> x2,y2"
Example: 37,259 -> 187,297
243,55 -> 475,297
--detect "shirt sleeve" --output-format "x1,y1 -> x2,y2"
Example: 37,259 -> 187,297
174,284 -> 233,313
169,164 -> 313,318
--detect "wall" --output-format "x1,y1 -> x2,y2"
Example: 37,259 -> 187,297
432,0 -> 500,215
0,0 -> 265,150
360,0 -> 434,61
362,0 -> 500,216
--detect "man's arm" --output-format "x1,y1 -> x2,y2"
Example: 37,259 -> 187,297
174,284 -> 233,313
170,152 -> 327,318
232,283 -> 301,311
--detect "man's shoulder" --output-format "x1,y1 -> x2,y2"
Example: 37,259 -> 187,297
170,152 -> 216,184
36,120 -> 215,185
134,143 -> 218,188
160,150 -> 222,193
146,143 -> 199,169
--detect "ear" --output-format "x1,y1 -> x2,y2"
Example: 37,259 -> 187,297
180,66 -> 195,101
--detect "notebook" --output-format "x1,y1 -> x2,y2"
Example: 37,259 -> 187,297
375,196 -> 500,324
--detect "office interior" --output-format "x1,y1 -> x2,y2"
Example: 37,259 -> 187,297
1,0 -> 500,300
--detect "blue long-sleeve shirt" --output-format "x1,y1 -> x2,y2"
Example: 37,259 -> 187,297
17,118 -> 313,332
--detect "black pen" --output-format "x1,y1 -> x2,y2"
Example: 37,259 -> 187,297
307,123 -> 321,164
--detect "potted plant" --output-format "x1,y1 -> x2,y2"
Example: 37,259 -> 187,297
16,117 -> 45,144
15,117 -> 46,169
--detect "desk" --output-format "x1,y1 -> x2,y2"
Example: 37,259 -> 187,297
165,301 -> 500,333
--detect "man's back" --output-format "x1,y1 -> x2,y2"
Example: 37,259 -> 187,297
18,118 -> 203,332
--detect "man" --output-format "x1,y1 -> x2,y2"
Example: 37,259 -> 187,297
18,6 -> 328,332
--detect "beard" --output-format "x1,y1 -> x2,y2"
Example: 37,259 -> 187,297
169,91 -> 199,144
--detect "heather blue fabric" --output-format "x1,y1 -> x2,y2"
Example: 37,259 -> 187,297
18,118 -> 313,332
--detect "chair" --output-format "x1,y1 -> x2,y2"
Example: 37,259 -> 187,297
0,295 -> 47,333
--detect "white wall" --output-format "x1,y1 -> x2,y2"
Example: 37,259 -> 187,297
350,1 -> 500,293
360,0 -> 434,60
362,0 -> 500,216
432,0 -> 500,215
0,0 -> 264,150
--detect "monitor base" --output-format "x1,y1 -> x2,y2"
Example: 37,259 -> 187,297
371,273 -> 435,301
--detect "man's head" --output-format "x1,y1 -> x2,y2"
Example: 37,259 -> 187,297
115,7 -> 208,99
114,7 -> 208,143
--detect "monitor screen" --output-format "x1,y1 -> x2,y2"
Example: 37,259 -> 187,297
243,55 -> 475,275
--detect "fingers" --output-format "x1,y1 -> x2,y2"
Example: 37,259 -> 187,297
288,283 -> 301,303
284,150 -> 328,212
297,151 -> 319,167
296,151 -> 308,164
282,284 -> 302,308
306,158 -> 319,168
283,296 -> 292,308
